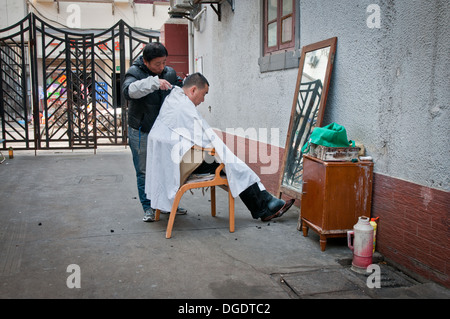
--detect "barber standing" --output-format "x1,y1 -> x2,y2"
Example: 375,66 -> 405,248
123,42 -> 185,222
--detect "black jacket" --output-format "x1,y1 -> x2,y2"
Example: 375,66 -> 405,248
122,56 -> 182,133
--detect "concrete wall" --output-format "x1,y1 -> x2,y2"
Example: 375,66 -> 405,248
0,0 -> 27,30
0,0 -> 170,31
305,0 -> 449,193
192,1 -> 298,150
193,0 -> 449,193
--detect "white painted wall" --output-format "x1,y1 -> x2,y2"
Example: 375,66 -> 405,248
192,1 -> 297,150
0,0 -> 169,31
192,0 -> 449,191
0,0 -> 27,31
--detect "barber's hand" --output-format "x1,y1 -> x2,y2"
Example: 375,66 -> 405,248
159,79 -> 172,91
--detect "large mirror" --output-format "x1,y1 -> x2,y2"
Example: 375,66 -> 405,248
278,37 -> 337,200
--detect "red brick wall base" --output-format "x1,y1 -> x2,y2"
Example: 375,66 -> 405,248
372,173 -> 450,288
218,130 -> 284,196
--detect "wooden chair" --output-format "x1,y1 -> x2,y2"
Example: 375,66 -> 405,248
155,147 -> 235,239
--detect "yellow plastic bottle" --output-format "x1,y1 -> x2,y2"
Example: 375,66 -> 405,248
370,217 -> 379,252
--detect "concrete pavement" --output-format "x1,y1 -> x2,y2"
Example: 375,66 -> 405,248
0,147 -> 448,300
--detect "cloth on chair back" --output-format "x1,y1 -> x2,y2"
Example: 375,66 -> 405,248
179,147 -> 205,185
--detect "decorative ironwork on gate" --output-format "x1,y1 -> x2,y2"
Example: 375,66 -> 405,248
0,13 -> 159,151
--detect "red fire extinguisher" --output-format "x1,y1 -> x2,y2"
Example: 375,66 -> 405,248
347,216 -> 374,274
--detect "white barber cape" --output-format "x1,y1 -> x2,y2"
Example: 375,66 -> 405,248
145,86 -> 262,212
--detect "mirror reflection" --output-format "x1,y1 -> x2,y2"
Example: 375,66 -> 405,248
282,46 -> 330,190
279,37 -> 337,197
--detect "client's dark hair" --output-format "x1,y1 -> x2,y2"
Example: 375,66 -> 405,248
183,73 -> 210,89
143,42 -> 168,62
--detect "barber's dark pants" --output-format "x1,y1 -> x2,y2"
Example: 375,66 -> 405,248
192,161 -> 270,219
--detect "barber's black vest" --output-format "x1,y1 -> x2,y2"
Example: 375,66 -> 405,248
124,56 -> 179,133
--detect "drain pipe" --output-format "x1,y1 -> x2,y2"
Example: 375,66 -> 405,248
188,7 -> 207,74
188,20 -> 194,74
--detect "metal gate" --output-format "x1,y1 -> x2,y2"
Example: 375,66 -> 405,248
0,13 -> 159,151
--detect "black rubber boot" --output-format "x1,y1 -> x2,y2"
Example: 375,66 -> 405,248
239,184 -> 286,219
261,190 -> 285,213
239,183 -> 268,219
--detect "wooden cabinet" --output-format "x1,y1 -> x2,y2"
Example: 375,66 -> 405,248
301,155 -> 374,251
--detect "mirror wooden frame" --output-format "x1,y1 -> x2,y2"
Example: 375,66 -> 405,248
278,37 -> 337,200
